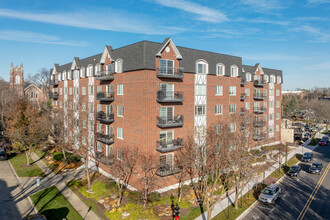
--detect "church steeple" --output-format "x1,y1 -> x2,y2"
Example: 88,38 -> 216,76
9,62 -> 24,96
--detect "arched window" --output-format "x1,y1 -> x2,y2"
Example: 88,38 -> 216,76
246,72 -> 251,81
14,75 -> 20,84
196,60 -> 208,74
115,59 -> 123,73
87,65 -> 93,77
63,71 -> 66,81
230,65 -> 238,77
270,75 -> 276,83
277,76 -> 281,84
95,64 -> 100,76
264,74 -> 269,83
80,68 -> 86,78
216,63 -> 225,76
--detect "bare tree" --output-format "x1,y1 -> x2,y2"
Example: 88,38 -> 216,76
26,68 -> 51,97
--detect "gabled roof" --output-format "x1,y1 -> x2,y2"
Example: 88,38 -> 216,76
100,46 -> 113,64
156,38 -> 182,59
24,83 -> 42,92
242,64 -> 257,74
71,57 -> 80,70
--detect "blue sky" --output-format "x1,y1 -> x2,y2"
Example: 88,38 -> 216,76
0,0 -> 330,90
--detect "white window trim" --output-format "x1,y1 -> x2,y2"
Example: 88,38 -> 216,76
215,104 -> 223,115
216,63 -> 225,76
215,86 -> 223,96
117,105 -> 124,117
117,127 -> 123,140
117,84 -> 124,95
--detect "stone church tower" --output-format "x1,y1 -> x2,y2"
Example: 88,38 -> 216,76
9,63 -> 24,96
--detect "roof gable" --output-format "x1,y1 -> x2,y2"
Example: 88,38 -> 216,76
156,38 -> 182,60
24,83 -> 42,92
71,57 -> 80,70
100,46 -> 113,64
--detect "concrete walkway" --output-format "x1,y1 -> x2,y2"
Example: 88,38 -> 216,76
27,153 -> 100,220
195,140 -> 319,220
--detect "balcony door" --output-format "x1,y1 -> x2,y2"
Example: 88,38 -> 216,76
160,59 -> 174,75
106,85 -> 113,96
160,153 -> 174,169
106,125 -> 113,136
160,83 -> 174,99
160,106 -> 173,122
160,130 -> 173,146
106,64 -> 113,75
106,105 -> 113,115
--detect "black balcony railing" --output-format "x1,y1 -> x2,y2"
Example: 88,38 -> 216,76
253,93 -> 267,100
254,79 -> 267,87
50,79 -> 59,86
96,111 -> 114,124
240,107 -> 247,115
95,152 -> 114,165
253,133 -> 266,141
95,132 -> 114,145
157,91 -> 184,103
96,70 -> 114,80
240,93 -> 247,100
156,165 -> 182,177
253,106 -> 267,113
156,67 -> 184,79
241,78 -> 247,85
253,120 -> 266,127
156,115 -> 183,128
156,138 -> 183,153
96,92 -> 114,102
49,92 -> 59,99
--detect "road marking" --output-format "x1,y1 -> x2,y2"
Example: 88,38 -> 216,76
270,207 -> 274,212
283,193 -> 287,198
252,214 -> 259,219
297,162 -> 330,220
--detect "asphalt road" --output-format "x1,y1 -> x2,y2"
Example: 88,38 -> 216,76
243,141 -> 330,220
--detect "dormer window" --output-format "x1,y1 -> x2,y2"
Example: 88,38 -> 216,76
216,63 -> 225,76
115,59 -> 123,73
87,65 -> 93,77
80,68 -> 86,78
230,65 -> 238,77
277,76 -> 281,83
196,60 -> 208,74
160,59 -> 174,75
264,75 -> 269,82
270,75 -> 275,83
63,71 -> 66,80
246,72 -> 252,81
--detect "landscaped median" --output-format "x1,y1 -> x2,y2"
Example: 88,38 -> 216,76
213,154 -> 301,220
30,185 -> 82,220
9,153 -> 44,177
309,138 -> 321,146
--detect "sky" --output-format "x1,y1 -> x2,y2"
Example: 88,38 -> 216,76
0,0 -> 330,90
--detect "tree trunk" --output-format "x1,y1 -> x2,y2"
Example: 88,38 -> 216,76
116,180 -> 122,207
235,185 -> 239,209
62,145 -> 67,161
178,184 -> 183,202
206,196 -> 212,220
85,159 -> 91,189
26,150 -> 31,166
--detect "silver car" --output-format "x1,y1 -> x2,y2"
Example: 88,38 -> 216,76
258,184 -> 281,204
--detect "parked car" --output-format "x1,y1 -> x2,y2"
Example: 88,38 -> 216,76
23,214 -> 47,220
309,162 -> 323,175
319,140 -> 327,146
0,149 -> 7,161
302,152 -> 314,162
258,184 -> 281,205
322,136 -> 329,142
287,165 -> 301,177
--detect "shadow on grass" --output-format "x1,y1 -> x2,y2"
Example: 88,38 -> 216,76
40,207 -> 69,220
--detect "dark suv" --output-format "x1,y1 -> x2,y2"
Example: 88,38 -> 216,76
309,162 -> 323,175
0,150 -> 7,161
288,165 -> 301,177
302,152 -> 313,162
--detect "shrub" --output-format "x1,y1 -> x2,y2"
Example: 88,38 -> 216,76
53,152 -> 64,161
68,155 -> 81,163
68,179 -> 83,188
148,192 -> 161,203
128,191 -> 142,203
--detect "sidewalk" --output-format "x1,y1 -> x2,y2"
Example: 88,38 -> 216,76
15,153 -> 100,220
195,141 -> 318,220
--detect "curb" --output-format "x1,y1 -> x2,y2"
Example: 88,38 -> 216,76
236,200 -> 258,220
7,159 -> 38,215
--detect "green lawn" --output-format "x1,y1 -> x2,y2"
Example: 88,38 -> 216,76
9,153 -> 44,177
310,138 -> 321,146
269,154 -> 300,179
35,149 -> 59,172
30,186 -> 82,220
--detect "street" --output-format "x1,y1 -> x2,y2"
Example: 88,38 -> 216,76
243,142 -> 330,220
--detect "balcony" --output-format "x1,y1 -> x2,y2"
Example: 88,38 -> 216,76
240,93 -> 247,101
50,79 -> 59,86
240,107 -> 247,115
253,93 -> 267,100
253,106 -> 267,114
95,132 -> 114,145
157,91 -> 184,103
96,111 -> 114,124
156,138 -> 183,153
156,115 -> 183,128
95,152 -> 113,165
96,92 -> 114,102
254,79 -> 266,87
240,123 -> 246,130
156,165 -> 182,177
253,133 -> 266,141
253,120 -> 266,127
156,67 -> 184,79
241,78 -> 247,85
49,92 -> 59,99
96,70 -> 114,81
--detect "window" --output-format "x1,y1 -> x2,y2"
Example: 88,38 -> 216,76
270,75 -> 275,83
160,130 -> 173,145
276,90 -> 280,96
97,141 -> 102,152
229,104 -> 236,113
229,86 -> 236,96
160,153 -> 174,169
82,120 -> 87,128
160,59 -> 174,75
215,124 -> 222,134
160,107 -> 173,120
215,86 -> 223,96
82,103 -> 86,111
276,113 -> 280,120
263,102 -> 267,108
277,76 -> 281,83
117,149 -> 123,161
82,136 -> 86,145
106,105 -> 113,115
269,101 -> 274,108
269,126 -> 274,133
245,102 -> 250,109
64,87 -> 68,95
97,123 -> 102,132
115,59 -> 123,73
80,68 -> 86,78
117,84 -> 124,95
195,105 -> 206,116
229,122 -> 236,132
264,75 -> 269,82
117,128 -> 123,139
270,113 -> 274,120
269,88 -> 274,96
195,85 -> 206,96
69,87 -> 73,95
97,104 -> 102,112
106,145 -> 113,157
197,60 -> 207,74
195,126 -> 206,137
82,87 -> 86,95
246,73 -> 252,81
89,85 -> 94,95
245,88 -> 250,96
276,101 -> 280,108
60,88 -> 63,95
230,65 -> 238,77
87,65 -> 93,77
216,63 -> 225,76
117,105 -> 124,117
276,125 -> 279,131
97,85 -> 102,93
215,105 -> 222,115
263,114 -> 267,122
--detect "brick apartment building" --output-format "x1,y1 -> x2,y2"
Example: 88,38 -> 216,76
50,38 -> 283,191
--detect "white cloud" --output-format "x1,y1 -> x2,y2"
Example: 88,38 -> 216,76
240,0 -> 285,12
0,8 -> 185,35
236,17 -> 290,26
0,30 -> 89,46
154,0 -> 228,23
293,25 -> 330,42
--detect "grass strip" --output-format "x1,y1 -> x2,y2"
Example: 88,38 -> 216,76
9,153 -> 44,177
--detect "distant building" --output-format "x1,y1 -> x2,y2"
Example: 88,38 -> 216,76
282,90 -> 304,98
